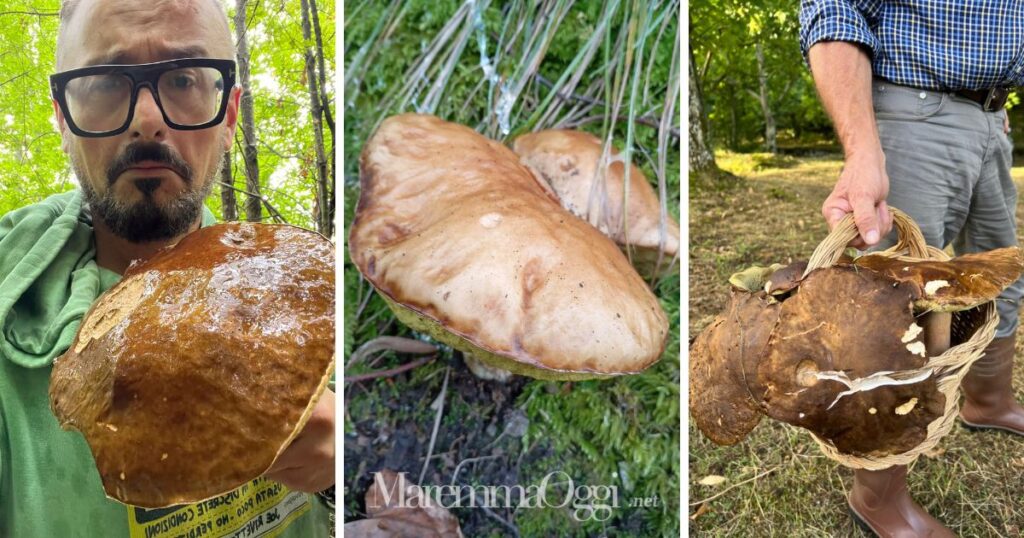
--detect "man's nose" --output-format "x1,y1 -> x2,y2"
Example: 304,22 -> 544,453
129,86 -> 167,140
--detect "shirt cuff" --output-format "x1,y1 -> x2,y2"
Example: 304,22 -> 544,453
799,1 -> 879,60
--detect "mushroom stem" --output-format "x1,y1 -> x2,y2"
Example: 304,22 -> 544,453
922,311 -> 952,356
464,353 -> 515,383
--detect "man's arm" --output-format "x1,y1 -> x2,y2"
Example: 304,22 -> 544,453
808,41 -> 892,247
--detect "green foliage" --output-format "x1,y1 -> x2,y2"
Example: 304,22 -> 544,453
218,0 -> 335,231
0,0 -> 334,233
691,0 -> 832,151
518,273 -> 680,536
0,3 -> 65,214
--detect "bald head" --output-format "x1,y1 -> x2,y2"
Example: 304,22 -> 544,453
57,0 -> 234,70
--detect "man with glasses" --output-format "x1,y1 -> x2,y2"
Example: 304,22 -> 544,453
0,1 -> 333,536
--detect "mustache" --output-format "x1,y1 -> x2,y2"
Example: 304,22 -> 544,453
106,142 -> 194,185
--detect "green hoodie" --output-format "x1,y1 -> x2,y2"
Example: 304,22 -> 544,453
0,190 -> 331,538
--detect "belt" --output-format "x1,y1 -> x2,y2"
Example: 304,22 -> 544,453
954,87 -> 1011,112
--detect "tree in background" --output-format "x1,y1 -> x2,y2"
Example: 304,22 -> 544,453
689,45 -> 717,173
234,0 -> 263,223
690,0 -> 831,159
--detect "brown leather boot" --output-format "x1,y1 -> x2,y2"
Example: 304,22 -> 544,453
848,465 -> 954,537
960,335 -> 1024,434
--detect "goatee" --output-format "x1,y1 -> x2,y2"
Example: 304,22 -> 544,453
75,142 -> 218,243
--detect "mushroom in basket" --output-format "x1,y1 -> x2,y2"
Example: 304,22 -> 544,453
690,212 -> 1024,463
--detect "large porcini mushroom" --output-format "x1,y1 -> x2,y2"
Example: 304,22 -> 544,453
689,272 -> 780,445
50,223 -> 335,508
512,129 -> 679,277
349,114 -> 668,380
691,246 -> 1024,459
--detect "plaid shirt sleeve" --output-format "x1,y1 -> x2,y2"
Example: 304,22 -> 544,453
799,0 -> 879,60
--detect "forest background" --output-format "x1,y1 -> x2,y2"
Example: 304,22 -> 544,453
0,0 -> 335,236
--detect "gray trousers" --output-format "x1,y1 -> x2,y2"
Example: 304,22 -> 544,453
873,80 -> 1023,338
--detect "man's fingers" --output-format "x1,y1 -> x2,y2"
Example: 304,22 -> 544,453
824,207 -> 847,230
850,196 -> 880,246
822,194 -> 852,230
876,200 -> 892,239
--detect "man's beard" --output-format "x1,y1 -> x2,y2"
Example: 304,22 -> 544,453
75,142 -> 218,243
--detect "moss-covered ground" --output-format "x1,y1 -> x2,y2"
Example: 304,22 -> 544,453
343,2 -> 680,536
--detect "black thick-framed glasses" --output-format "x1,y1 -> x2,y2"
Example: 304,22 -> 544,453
50,57 -> 236,138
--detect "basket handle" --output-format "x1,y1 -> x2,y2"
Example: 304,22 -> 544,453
802,207 -> 929,278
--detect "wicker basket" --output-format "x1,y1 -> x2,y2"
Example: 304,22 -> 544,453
800,207 -> 997,470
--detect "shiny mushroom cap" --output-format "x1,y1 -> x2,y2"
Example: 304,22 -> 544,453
50,223 -> 335,508
349,114 -> 668,380
512,129 -> 679,277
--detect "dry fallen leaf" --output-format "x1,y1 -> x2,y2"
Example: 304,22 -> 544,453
344,469 -> 463,538
698,475 -> 727,487
690,502 -> 711,521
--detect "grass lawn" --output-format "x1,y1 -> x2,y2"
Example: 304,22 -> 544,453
688,151 -> 1024,537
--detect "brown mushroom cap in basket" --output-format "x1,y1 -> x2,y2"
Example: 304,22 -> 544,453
49,223 -> 335,508
691,245 -> 1023,457
842,247 -> 1024,312
690,288 -> 779,446
758,266 -> 947,457
349,114 -> 668,380
512,129 -> 679,276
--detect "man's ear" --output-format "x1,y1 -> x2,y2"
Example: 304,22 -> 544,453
223,85 -> 242,152
53,99 -> 71,154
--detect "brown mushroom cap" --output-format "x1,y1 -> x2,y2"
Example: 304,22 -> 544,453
512,129 -> 679,276
349,114 -> 668,380
690,289 -> 779,445
50,223 -> 335,508
693,245 -> 1024,458
758,266 -> 945,456
842,247 -> 1024,312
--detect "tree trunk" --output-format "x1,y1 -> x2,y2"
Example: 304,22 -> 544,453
688,46 -> 717,173
235,0 -> 262,222
755,43 -> 777,154
301,0 -> 330,236
308,0 -> 335,236
219,151 -> 238,222
728,79 -> 738,150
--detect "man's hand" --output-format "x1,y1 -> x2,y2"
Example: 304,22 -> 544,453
808,41 -> 893,247
822,149 -> 892,248
264,389 -> 335,492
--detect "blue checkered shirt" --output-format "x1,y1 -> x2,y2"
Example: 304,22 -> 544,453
800,0 -> 1024,90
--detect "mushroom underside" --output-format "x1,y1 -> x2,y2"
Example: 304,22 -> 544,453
382,295 -> 618,381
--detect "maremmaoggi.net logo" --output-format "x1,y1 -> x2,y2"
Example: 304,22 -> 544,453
370,470 -> 620,522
